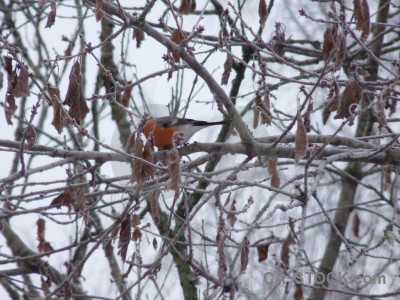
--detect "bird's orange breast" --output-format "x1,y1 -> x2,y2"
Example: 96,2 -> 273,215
143,119 -> 178,149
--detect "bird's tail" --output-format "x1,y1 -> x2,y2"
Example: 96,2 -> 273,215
192,120 -> 226,127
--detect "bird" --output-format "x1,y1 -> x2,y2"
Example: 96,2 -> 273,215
143,116 -> 225,149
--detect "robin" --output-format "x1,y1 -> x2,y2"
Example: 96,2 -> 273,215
143,116 -> 225,149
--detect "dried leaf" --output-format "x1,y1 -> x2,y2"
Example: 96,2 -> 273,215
131,214 -> 141,227
121,81 -> 132,107
294,283 -> 303,300
303,102 -> 312,133
322,27 -> 334,62
51,189 -> 73,208
252,106 -> 260,129
3,56 -> 17,125
261,92 -> 271,125
25,123 -> 37,149
49,86 -> 68,134
335,80 -> 362,121
142,141 -> 155,179
227,199 -> 237,227
240,237 -> 250,273
322,26 -> 346,70
169,29 -> 184,62
105,241 -> 113,258
354,0 -> 370,42
45,1 -> 56,28
118,214 -> 131,262
64,61 -> 89,124
179,0 -> 196,14
221,54 -> 232,85
95,0 -> 104,22
37,218 -> 54,254
125,130 -> 136,153
131,138 -> 143,183
168,148 -> 181,194
258,0 -> 267,26
267,156 -> 280,188
13,64 -> 30,98
134,28 -> 145,48
37,218 -> 45,244
385,165 -> 392,186
281,236 -> 294,269
295,114 -> 308,163
352,213 -> 360,238
270,22 -> 285,57
217,233 -> 226,281
41,276 -> 51,296
132,228 -> 142,241
152,237 -> 158,250
256,244 -> 269,262
149,187 -> 161,225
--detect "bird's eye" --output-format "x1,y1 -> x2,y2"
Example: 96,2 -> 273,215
161,123 -> 168,128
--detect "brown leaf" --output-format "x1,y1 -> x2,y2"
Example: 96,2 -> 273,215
240,237 -> 250,273
37,218 -> 45,244
261,92 -> 271,125
149,187 -> 161,225
152,237 -> 158,250
73,185 -> 85,214
267,156 -> 280,188
64,61 -> 89,124
385,165 -> 392,187
294,283 -> 303,300
335,80 -> 362,121
217,233 -> 226,281
322,26 -> 346,70
352,213 -> 360,238
256,244 -> 269,262
354,0 -> 370,42
3,56 -> 17,125
49,86 -> 68,134
51,189 -> 73,208
95,0 -> 104,22
37,218 -> 54,254
281,236 -> 294,269
258,0 -> 267,26
134,28 -> 145,48
227,199 -> 237,227
118,214 -> 131,262
142,141 -> 155,179
131,138 -> 143,183
295,114 -> 308,163
105,241 -> 113,258
132,228 -> 142,241
303,102 -> 312,133
25,123 -> 37,149
270,22 -> 285,57
45,1 -> 56,28
168,148 -> 181,194
13,64 -> 30,98
125,130 -> 136,153
131,214 -> 141,227
221,53 -> 232,85
179,0 -> 196,14
121,81 -> 132,107
41,276 -> 51,296
169,29 -> 184,62
253,106 -> 260,129
64,284 -> 71,300
322,27 -> 334,62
